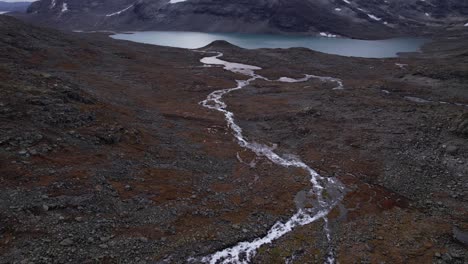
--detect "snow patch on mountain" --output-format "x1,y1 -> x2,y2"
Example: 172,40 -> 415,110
106,4 -> 134,17
320,32 -> 338,38
61,3 -> 68,13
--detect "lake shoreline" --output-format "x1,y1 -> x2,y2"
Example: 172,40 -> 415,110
109,31 -> 429,58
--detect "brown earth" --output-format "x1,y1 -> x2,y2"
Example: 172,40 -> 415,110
0,16 -> 467,263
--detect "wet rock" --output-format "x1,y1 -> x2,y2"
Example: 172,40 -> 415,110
442,253 -> 453,262
404,96 -> 431,103
452,113 -> 468,137
365,244 -> 374,252
100,236 -> 111,242
445,145 -> 459,155
453,227 -> 468,246
29,149 -> 38,155
60,238 -> 74,246
99,244 -> 108,249
39,72 -> 52,79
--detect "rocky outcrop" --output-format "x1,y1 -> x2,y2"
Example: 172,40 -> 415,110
453,113 -> 468,137
21,0 -> 468,39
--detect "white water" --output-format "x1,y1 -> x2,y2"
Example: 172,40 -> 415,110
193,52 -> 345,263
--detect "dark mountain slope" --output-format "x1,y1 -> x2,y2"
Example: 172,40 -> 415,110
21,0 -> 468,39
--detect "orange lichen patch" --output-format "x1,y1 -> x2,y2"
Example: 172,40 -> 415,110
0,162 -> 34,188
28,173 -> 57,188
0,159 -> 70,192
111,168 -> 194,202
115,225 -> 165,240
56,62 -> 79,71
0,66 -> 11,82
235,149 -> 258,163
211,183 -> 235,193
0,231 -> 15,254
338,175 -> 409,221
32,148 -> 107,167
337,209 -> 451,264
327,205 -> 342,219
341,158 -> 382,179
301,147 -> 323,164
186,132 -> 241,159
46,170 -> 93,197
229,166 -> 305,216
432,191 -> 451,199
227,96 -> 293,118
68,46 -> 101,63
229,194 -> 243,206
173,215 -> 219,238
76,72 -> 133,97
162,111 -> 220,125
220,209 -> 251,224
302,145 -> 403,220
0,228 -> 48,255
26,51 -> 47,65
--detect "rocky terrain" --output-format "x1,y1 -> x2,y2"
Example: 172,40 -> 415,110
0,14 -> 467,263
21,0 -> 468,39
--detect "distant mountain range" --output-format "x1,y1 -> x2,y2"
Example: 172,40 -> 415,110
22,0 -> 468,39
0,1 -> 31,12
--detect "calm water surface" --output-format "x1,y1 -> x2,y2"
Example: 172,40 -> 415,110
111,31 -> 428,58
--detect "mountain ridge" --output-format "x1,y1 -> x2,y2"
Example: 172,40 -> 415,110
22,0 -> 468,39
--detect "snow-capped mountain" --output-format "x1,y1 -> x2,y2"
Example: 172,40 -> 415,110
25,0 -> 468,38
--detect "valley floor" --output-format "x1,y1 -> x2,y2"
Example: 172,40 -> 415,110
0,16 -> 467,263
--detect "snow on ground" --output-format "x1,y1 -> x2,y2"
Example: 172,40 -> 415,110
61,3 -> 68,13
341,1 -> 388,25
320,32 -> 338,38
106,4 -> 134,17
367,13 -> 382,21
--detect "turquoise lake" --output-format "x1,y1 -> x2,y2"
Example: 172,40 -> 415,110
111,31 -> 428,58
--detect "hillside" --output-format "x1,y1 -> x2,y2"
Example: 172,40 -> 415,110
0,15 -> 468,263
22,0 -> 468,39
